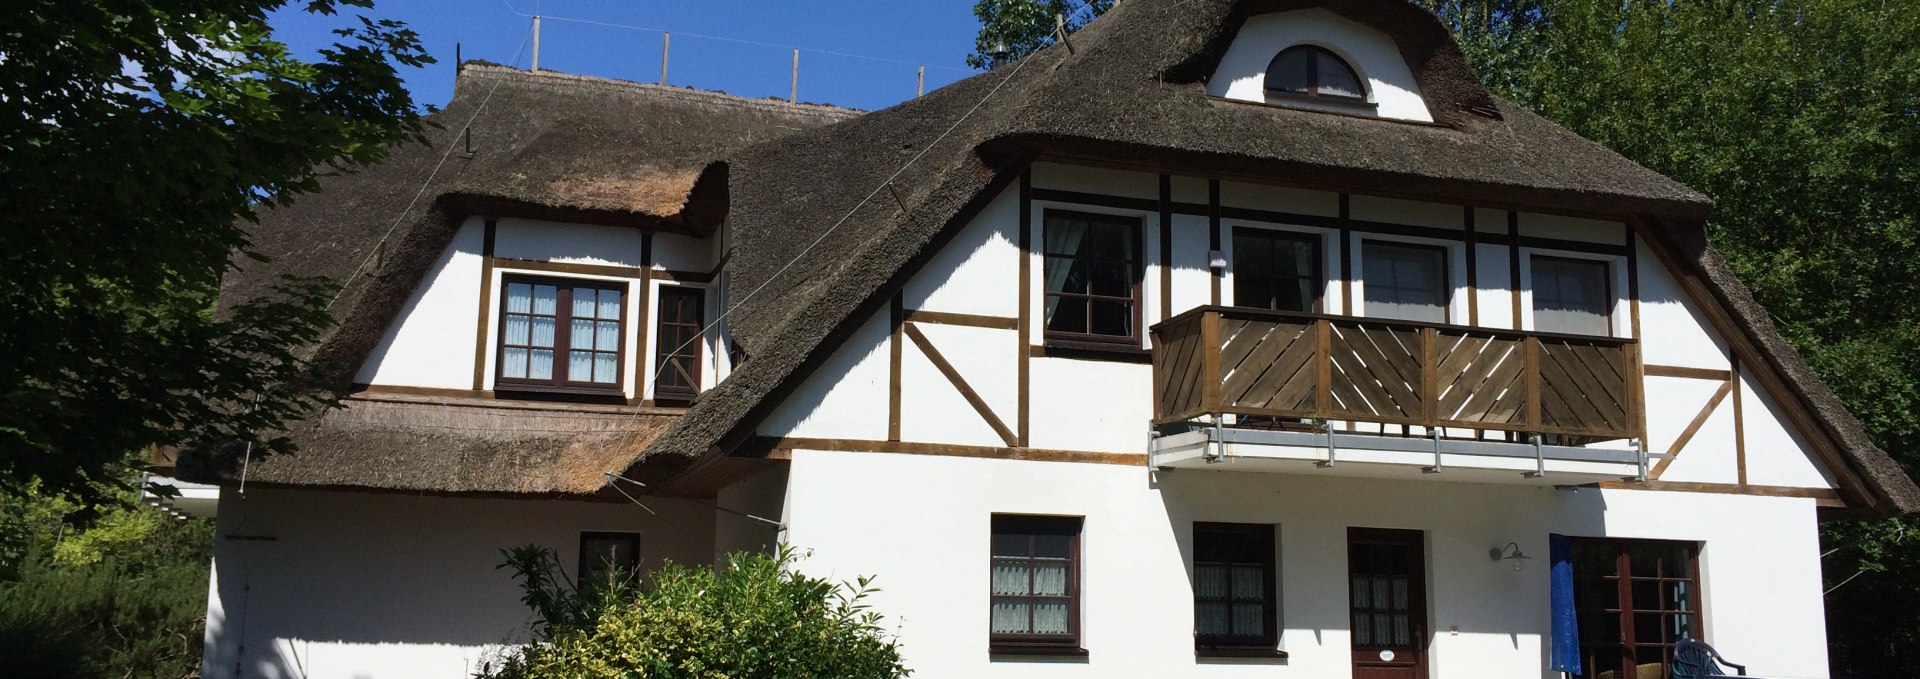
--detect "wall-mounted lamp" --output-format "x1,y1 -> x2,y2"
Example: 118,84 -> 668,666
1208,249 -> 1227,270
1489,542 -> 1532,571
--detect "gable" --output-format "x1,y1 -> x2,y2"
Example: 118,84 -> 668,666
1207,9 -> 1434,122
747,160 -> 1904,513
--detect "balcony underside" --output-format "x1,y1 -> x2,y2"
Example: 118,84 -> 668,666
1149,427 -> 1646,485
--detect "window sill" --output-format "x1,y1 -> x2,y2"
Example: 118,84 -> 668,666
1196,647 -> 1289,659
493,385 -> 629,404
989,644 -> 1089,659
1033,340 -> 1152,363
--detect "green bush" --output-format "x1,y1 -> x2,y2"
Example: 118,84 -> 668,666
0,483 -> 213,679
483,546 -> 909,679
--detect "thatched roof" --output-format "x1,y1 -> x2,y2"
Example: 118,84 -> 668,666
641,0 -> 1917,515
219,63 -> 857,377
181,392 -> 680,496
184,66 -> 854,494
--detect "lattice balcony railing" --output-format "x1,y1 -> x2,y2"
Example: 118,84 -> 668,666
1151,307 -> 1641,441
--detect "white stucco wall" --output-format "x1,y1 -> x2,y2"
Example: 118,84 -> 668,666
355,219 -> 486,389
202,488 -> 714,679
1206,10 -> 1434,122
783,449 -> 1831,679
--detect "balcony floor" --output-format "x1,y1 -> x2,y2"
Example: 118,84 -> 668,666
1148,427 -> 1646,486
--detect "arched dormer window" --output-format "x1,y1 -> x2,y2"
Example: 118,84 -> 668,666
1264,45 -> 1367,102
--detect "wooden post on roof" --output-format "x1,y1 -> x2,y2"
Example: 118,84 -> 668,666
530,15 -> 541,71
917,65 -> 925,97
790,48 -> 800,102
660,33 -> 670,85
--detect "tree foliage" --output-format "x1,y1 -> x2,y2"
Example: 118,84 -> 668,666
0,0 -> 432,503
0,480 -> 215,678
481,546 -> 909,679
966,0 -> 1113,69
983,0 -> 1920,674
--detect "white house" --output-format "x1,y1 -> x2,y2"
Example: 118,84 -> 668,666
184,1 -> 1920,678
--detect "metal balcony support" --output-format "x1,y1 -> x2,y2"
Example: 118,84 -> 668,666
1206,414 -> 1226,463
1421,429 -> 1443,474
1632,437 -> 1648,481
1525,433 -> 1547,478
1317,423 -> 1338,468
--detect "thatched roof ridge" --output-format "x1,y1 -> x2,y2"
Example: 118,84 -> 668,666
637,0 -> 1915,515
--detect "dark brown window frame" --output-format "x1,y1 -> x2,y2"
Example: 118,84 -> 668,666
1232,226 -> 1325,313
1193,522 -> 1281,655
1264,44 -> 1370,102
494,274 -> 629,396
577,531 -> 640,589
1041,209 -> 1146,351
652,285 -> 706,404
1572,537 -> 1703,677
1529,254 -> 1616,338
1359,239 -> 1453,324
989,514 -> 1085,655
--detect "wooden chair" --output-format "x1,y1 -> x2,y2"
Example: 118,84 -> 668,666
1672,636 -> 1747,677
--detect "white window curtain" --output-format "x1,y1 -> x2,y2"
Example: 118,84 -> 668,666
1042,219 -> 1087,324
1363,243 -> 1448,323
1532,256 -> 1610,336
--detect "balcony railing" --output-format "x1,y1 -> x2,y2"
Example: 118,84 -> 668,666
1151,307 -> 1641,441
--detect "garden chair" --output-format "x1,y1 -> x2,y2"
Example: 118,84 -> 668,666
1671,636 -> 1747,677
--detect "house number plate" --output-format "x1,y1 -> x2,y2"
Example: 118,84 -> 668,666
1379,650 -> 1395,662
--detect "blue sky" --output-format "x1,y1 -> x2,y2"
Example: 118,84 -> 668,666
269,1 -> 987,111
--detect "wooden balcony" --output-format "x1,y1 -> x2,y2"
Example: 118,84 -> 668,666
1151,307 -> 1642,442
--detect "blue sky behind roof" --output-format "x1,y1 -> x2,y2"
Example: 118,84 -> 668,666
270,0 -> 986,112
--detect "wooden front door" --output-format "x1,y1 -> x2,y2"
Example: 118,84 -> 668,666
1349,528 -> 1429,679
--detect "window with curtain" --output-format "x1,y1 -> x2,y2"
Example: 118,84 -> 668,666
1362,241 -> 1450,323
1264,45 -> 1368,101
577,531 -> 640,591
1532,256 -> 1612,336
497,276 -> 625,393
990,514 -> 1082,651
1572,538 -> 1700,679
1194,522 -> 1278,653
1233,228 -> 1322,312
1043,210 -> 1142,347
653,286 -> 705,403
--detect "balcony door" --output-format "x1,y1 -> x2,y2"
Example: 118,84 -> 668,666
1232,228 -> 1322,312
1349,528 -> 1428,679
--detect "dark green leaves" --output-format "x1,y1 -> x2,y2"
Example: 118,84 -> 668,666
0,1 -> 429,503
967,0 -> 1114,69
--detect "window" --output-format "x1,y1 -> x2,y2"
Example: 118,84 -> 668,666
1533,256 -> 1612,336
1362,241 -> 1450,323
990,515 -> 1082,652
1233,228 -> 1322,312
498,276 -> 626,393
1194,523 -> 1278,653
653,286 -> 705,403
577,531 -> 640,590
1573,539 -> 1700,678
1265,45 -> 1367,101
1043,210 -> 1143,347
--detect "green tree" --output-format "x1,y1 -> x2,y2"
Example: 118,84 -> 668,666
0,0 -> 432,503
967,0 -> 1113,68
482,547 -> 909,679
0,479 -> 215,678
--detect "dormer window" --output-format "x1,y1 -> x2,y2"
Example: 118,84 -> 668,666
1264,45 -> 1367,102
